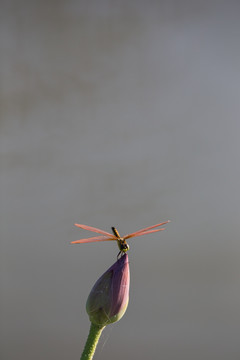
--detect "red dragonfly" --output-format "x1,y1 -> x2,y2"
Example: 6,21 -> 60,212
71,221 -> 170,256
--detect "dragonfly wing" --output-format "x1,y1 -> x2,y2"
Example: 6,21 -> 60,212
71,235 -> 117,244
124,221 -> 169,240
124,228 -> 166,239
74,224 -> 113,237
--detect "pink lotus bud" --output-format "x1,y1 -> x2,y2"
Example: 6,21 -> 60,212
86,254 -> 130,326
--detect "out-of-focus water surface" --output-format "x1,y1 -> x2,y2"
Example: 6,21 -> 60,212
1,1 -> 240,359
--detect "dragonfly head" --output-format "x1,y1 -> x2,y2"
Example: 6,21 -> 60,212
117,239 -> 130,253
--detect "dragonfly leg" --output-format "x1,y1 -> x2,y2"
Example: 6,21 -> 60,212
117,250 -> 122,259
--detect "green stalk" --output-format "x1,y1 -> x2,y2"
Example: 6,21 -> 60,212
80,322 -> 105,360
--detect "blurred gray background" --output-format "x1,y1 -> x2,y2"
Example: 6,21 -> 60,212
1,1 -> 240,359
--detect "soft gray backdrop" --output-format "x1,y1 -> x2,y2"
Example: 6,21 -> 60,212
1,1 -> 240,359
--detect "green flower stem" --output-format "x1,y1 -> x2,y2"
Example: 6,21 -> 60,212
80,322 -> 105,360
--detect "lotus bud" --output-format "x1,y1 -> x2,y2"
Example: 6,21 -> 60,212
86,254 -> 130,327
